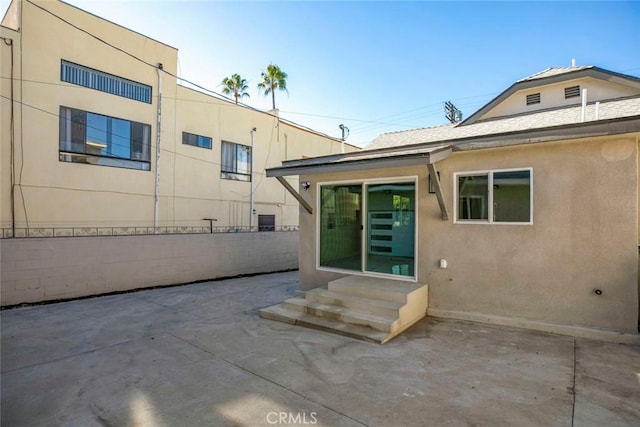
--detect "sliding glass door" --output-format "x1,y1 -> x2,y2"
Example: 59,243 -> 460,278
366,182 -> 415,277
319,180 -> 416,279
319,185 -> 362,271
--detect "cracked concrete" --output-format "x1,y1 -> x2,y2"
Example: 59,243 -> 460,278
1,271 -> 639,426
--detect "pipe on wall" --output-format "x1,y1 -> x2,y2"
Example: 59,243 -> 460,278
154,64 -> 163,231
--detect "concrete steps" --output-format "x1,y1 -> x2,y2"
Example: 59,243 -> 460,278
260,275 -> 428,344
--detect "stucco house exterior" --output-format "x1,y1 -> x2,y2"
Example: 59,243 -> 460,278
0,0 -> 357,234
261,65 -> 640,344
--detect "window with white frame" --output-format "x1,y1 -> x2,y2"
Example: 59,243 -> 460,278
456,169 -> 532,223
59,106 -> 151,171
221,141 -> 251,181
182,131 -> 212,149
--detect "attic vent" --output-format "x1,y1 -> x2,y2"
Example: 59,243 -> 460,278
526,93 -> 541,105
564,85 -> 581,99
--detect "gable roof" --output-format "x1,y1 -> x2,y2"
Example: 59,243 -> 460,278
266,66 -> 640,178
460,66 -> 640,126
366,95 -> 640,150
517,65 -> 594,82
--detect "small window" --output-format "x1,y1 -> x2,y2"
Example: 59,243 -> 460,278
221,141 -> 251,181
456,169 -> 532,224
182,132 -> 212,149
564,85 -> 581,99
59,106 -> 151,170
526,93 -> 541,105
61,60 -> 151,103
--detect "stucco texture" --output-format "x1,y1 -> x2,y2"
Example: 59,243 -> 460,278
298,135 -> 639,334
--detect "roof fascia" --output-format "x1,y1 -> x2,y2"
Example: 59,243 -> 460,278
267,115 -> 640,177
266,147 -> 453,177
461,68 -> 640,126
454,116 -> 640,151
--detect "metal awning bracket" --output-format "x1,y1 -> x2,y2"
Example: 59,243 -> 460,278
427,163 -> 449,220
275,176 -> 313,214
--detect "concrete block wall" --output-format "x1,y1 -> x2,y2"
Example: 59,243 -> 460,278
0,232 -> 298,306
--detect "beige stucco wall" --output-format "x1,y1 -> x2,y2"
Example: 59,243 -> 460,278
298,135 -> 639,334
0,0 -> 357,231
0,231 -> 299,306
170,86 -> 355,228
0,24 -> 20,233
482,77 -> 640,120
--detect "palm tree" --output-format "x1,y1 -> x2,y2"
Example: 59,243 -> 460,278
257,64 -> 288,110
221,73 -> 250,104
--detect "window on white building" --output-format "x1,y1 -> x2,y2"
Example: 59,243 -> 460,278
59,106 -> 151,170
182,132 -> 212,149
221,141 -> 251,181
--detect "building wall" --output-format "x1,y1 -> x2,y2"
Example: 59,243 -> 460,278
0,231 -> 298,306
0,25 -> 20,233
482,77 -> 640,120
298,134 -> 639,334
0,0 -> 357,231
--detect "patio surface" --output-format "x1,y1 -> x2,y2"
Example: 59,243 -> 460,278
1,271 -> 639,426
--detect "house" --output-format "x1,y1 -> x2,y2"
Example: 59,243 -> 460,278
0,0 -> 358,234
261,65 -> 640,344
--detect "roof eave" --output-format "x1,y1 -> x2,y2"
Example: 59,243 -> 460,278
266,115 -> 640,177
266,146 -> 452,177
460,68 -> 640,126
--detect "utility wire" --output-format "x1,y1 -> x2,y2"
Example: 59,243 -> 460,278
20,1 -> 640,142
0,94 -> 270,176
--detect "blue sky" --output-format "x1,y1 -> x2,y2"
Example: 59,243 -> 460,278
7,1 -> 640,146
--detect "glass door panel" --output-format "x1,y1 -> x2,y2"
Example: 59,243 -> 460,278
319,185 -> 362,271
366,182 -> 415,277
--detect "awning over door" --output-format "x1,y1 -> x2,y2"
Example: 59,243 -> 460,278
266,144 -> 452,220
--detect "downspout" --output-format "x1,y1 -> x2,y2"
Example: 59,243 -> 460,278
154,63 -> 163,231
581,88 -> 587,122
2,37 -> 15,236
250,127 -> 256,230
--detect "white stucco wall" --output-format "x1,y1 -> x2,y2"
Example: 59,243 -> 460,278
0,231 -> 298,306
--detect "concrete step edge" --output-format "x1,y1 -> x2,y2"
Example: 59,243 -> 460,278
259,304 -> 390,344
284,298 -> 397,324
305,288 -> 404,310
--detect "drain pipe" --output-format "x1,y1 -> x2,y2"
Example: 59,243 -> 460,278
154,63 -> 163,232
250,127 -> 256,231
581,88 -> 587,122
2,37 -> 15,236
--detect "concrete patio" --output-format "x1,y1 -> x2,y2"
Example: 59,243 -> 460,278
1,271 -> 639,426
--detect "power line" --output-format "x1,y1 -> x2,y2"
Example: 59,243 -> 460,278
18,0 -> 640,145
0,94 -> 270,176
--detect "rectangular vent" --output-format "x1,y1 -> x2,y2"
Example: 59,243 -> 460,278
526,93 -> 541,105
564,85 -> 581,99
61,60 -> 152,103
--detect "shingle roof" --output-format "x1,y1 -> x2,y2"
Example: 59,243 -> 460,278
518,66 -> 594,82
365,96 -> 640,150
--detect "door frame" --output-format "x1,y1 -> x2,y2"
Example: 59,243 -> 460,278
315,175 -> 418,282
